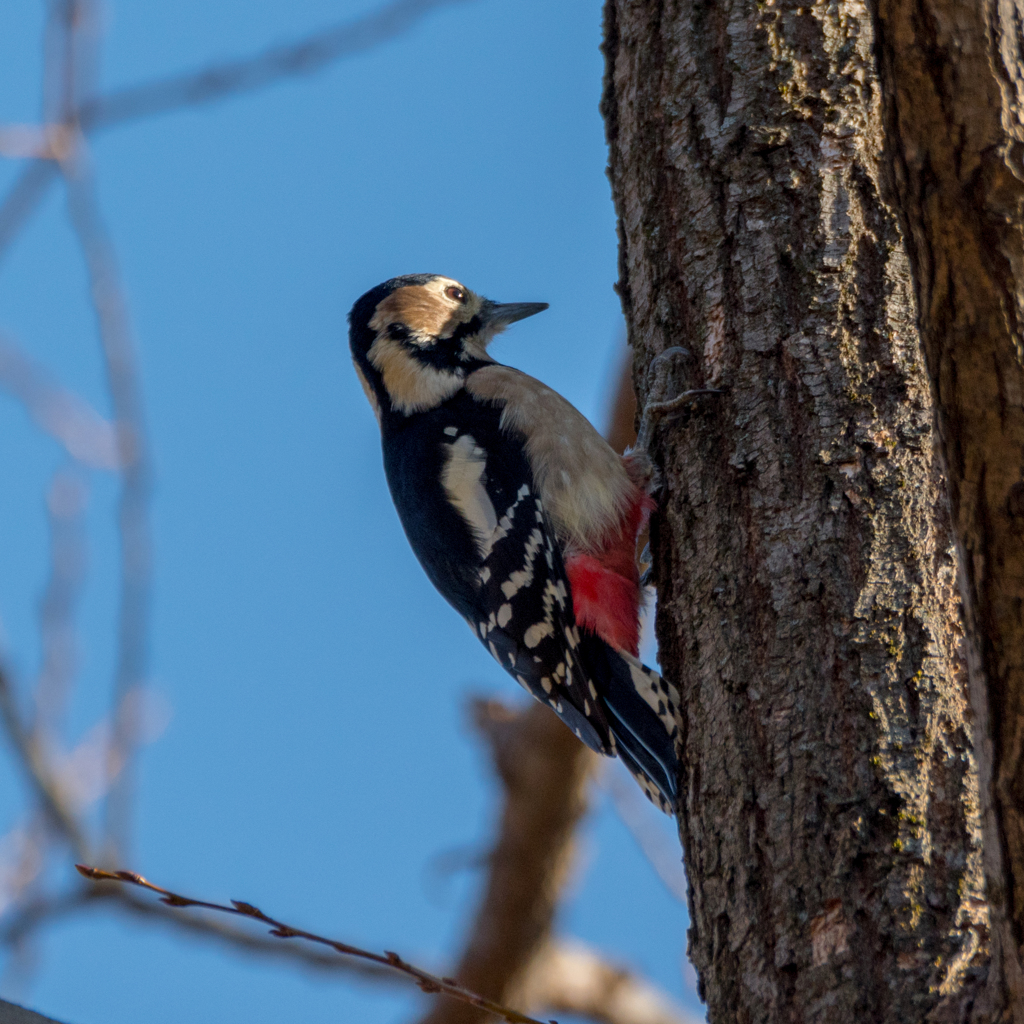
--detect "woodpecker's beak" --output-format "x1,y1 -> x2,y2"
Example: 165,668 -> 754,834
481,300 -> 549,328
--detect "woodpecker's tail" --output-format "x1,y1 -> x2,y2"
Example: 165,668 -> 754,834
579,637 -> 681,814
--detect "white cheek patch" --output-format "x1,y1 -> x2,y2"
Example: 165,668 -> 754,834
442,434 -> 498,559
367,334 -> 464,414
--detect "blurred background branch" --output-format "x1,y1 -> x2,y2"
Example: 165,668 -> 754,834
0,0 -> 479,267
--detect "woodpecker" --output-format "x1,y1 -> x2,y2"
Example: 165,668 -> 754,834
349,274 -> 681,811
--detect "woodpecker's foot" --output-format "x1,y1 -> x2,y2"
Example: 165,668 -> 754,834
625,348 -> 722,495
635,347 -> 722,453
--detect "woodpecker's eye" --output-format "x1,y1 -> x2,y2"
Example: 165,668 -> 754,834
445,285 -> 466,303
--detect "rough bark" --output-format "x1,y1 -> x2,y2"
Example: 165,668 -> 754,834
872,1 -> 1024,1015
603,2 -> 988,1021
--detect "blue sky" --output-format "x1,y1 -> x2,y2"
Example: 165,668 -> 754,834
0,2 -> 701,1022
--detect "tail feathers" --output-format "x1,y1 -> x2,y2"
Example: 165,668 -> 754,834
616,744 -> 675,814
616,649 -> 682,749
580,636 -> 681,814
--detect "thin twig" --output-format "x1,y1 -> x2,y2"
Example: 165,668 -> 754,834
75,866 -> 555,1024
60,153 -> 152,864
602,765 -> 688,904
0,884 -> 391,981
78,0 -> 475,130
0,0 -> 475,267
0,161 -> 58,269
0,666 -> 88,857
0,335 -> 122,469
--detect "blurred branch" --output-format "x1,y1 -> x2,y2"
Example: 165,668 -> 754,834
0,161 -> 59,269
0,335 -> 121,469
601,766 -> 687,904
411,699 -> 694,1024
0,0 -> 475,267
74,866 -> 553,1024
524,941 -> 701,1024
0,666 -> 88,858
46,0 -> 152,865
415,699 -> 598,1024
61,154 -> 152,864
79,0 -> 476,130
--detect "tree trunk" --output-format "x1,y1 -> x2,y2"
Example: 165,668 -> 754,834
872,2 -> 1024,1015
602,1 -> 997,1020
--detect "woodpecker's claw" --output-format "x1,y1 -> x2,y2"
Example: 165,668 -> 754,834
625,347 -> 723,494
635,347 -> 722,454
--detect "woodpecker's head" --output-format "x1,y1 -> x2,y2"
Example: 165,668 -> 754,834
349,274 -> 547,418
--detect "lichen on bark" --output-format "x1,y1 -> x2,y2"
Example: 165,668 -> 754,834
602,1 -> 987,1020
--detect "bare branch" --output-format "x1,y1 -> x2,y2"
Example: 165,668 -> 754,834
0,161 -> 59,270
3,878 -> 696,1024
0,885 -> 390,982
78,0 -> 476,131
416,699 -> 599,1024
0,666 -> 88,857
0,0 -> 474,269
601,765 -> 687,904
74,866 -> 555,1024
60,152 -> 152,864
0,336 -> 122,469
523,941 -> 702,1024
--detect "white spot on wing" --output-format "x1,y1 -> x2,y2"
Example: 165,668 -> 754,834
499,528 -> 545,598
524,620 -> 554,648
619,650 -> 681,747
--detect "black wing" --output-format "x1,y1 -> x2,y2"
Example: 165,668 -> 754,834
470,481 -> 614,755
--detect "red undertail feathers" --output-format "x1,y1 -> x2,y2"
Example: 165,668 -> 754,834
565,480 -> 654,656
